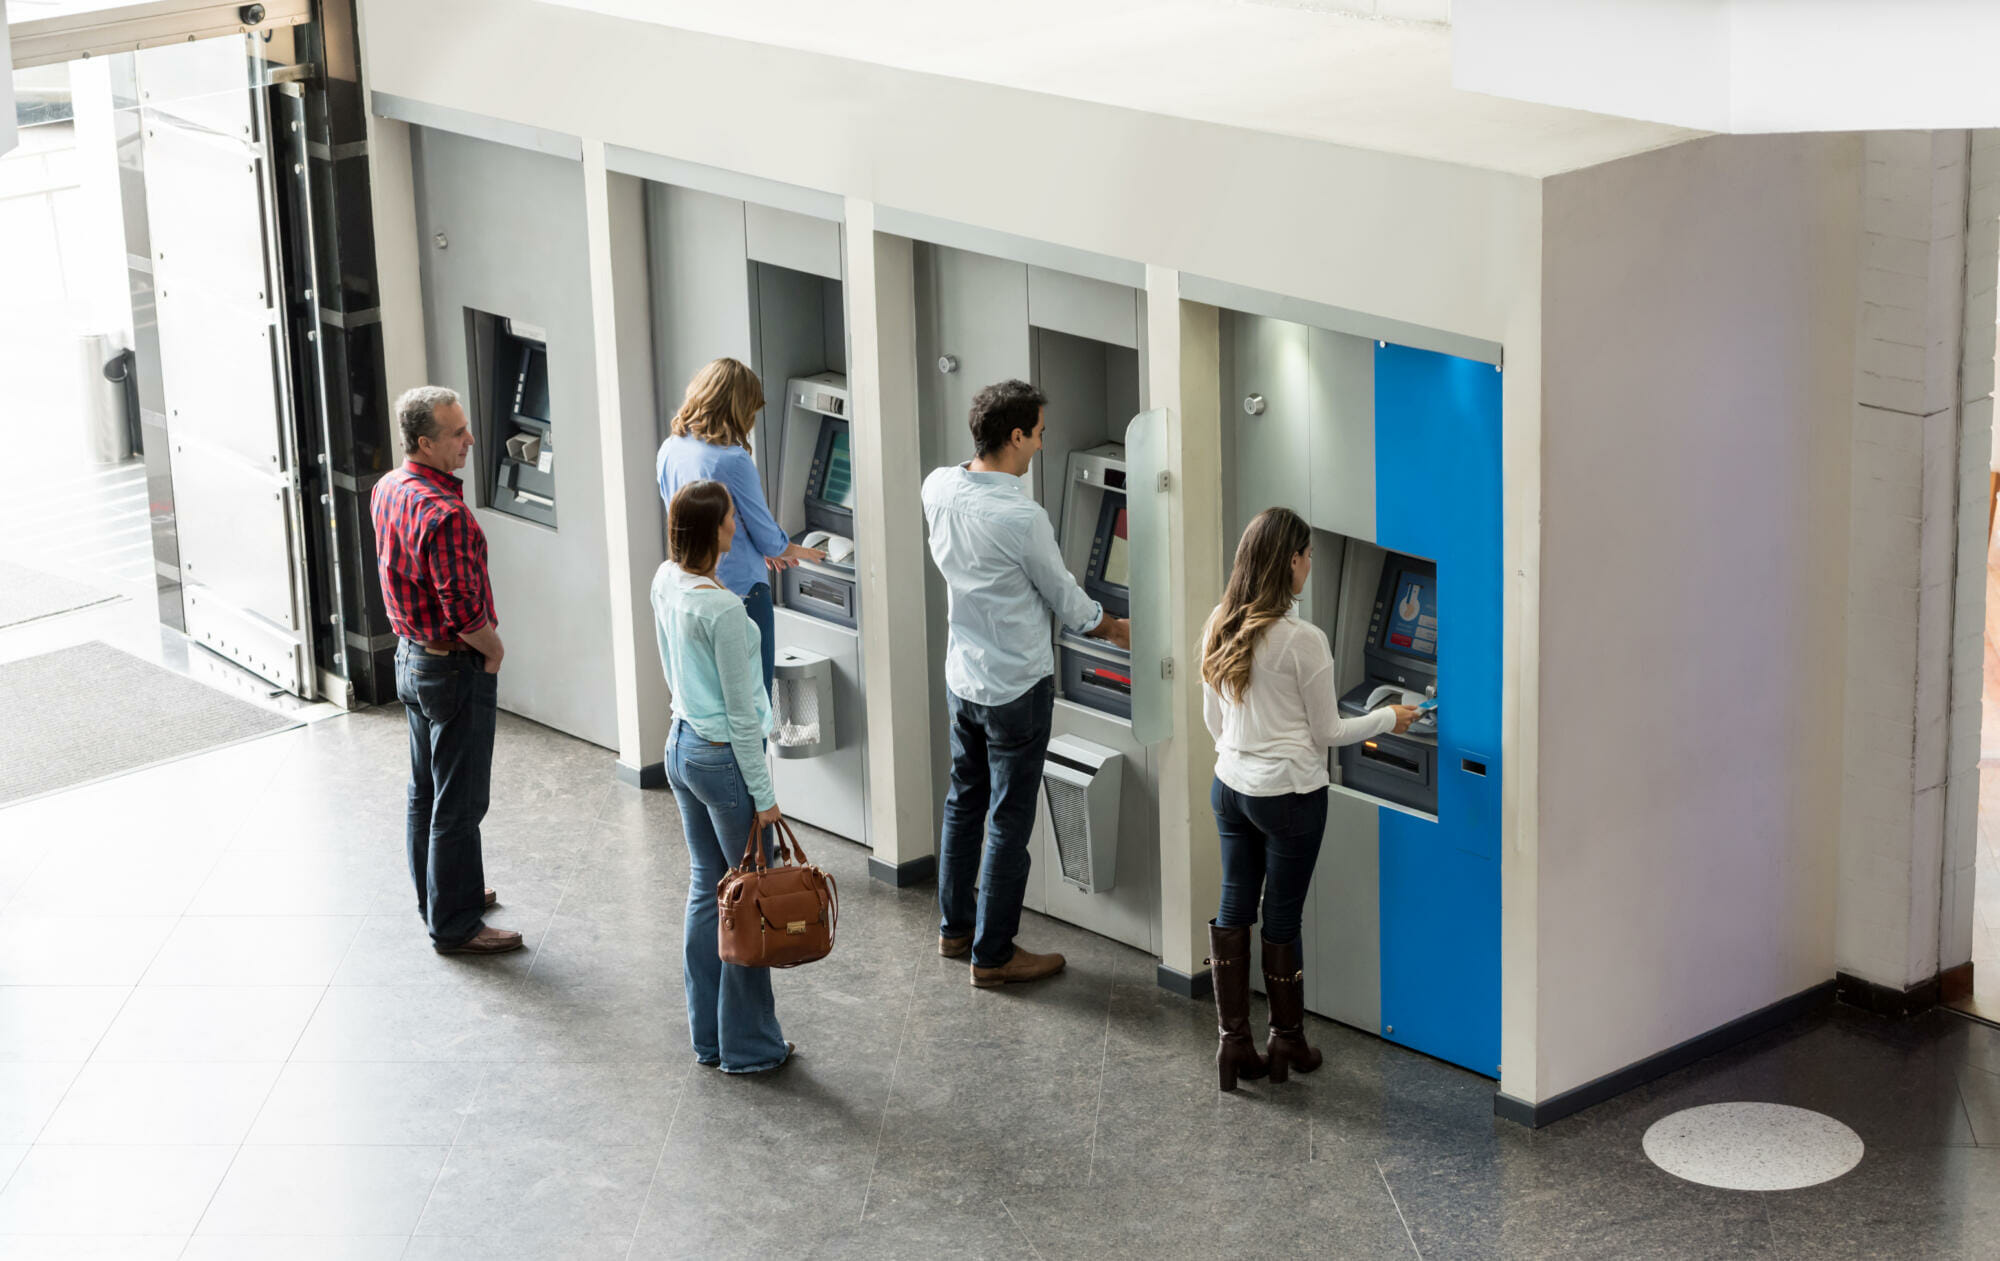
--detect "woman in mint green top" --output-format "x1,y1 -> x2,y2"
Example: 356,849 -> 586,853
651,479 -> 790,1074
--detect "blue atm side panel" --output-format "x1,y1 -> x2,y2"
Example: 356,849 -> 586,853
1374,343 -> 1502,1078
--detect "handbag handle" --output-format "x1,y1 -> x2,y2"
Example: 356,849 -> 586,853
739,814 -> 808,870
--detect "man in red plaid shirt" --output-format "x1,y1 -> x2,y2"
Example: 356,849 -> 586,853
371,386 -> 520,956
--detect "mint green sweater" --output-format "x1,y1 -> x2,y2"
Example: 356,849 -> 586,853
649,562 -> 775,809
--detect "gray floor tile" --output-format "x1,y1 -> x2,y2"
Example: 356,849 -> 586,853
246,1059 -> 481,1145
0,1143 -> 23,1185
290,983 -> 528,1062
6,838 -> 224,917
1957,1061 -> 2000,1143
0,1061 -> 80,1142
0,916 -> 178,986
0,986 -> 131,1060
460,1060 -> 687,1145
179,1239 -> 407,1261
415,1139 -> 659,1237
142,915 -> 363,986
0,1237 -> 186,1260
333,911 -> 554,987
91,985 -> 323,1062
402,1236 -> 633,1261
0,1143 -> 235,1234
39,1060 -> 282,1144
196,1144 -> 448,1236
188,849 -> 404,917
1763,1144 -> 2000,1259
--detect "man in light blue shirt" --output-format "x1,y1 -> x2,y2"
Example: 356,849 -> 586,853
922,379 -> 1132,987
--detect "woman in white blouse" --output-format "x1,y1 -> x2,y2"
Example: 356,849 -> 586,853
1200,507 -> 1416,1091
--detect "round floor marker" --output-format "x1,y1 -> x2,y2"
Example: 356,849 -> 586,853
1643,1102 -> 1863,1191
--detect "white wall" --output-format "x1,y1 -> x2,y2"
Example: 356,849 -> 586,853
1456,0 -> 2000,133
1536,133 -> 1859,1099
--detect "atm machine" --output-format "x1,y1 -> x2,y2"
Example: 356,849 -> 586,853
1027,441 -> 1161,953
766,373 -> 869,843
1335,553 -> 1440,814
473,317 -> 557,527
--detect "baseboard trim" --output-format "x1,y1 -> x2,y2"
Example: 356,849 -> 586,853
867,853 -> 936,888
613,761 -> 666,790
1836,970 -> 1941,1017
1156,963 -> 1214,1002
1942,961 -> 1975,1005
1494,978 -> 1838,1129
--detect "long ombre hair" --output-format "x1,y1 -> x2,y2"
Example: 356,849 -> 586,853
671,358 -> 764,453
1202,507 -> 1312,702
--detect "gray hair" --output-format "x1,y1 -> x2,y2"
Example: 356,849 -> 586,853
395,385 -> 463,455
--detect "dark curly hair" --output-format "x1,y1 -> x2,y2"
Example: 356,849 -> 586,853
968,379 -> 1047,458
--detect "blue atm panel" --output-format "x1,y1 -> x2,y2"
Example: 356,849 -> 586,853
1374,343 -> 1503,1078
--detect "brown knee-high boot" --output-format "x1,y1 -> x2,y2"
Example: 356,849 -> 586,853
1208,921 -> 1268,1091
1262,936 -> 1322,1083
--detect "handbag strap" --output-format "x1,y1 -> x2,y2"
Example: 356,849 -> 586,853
738,815 -> 806,870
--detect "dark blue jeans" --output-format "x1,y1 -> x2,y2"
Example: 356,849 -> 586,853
743,582 -> 775,696
1210,779 -> 1329,946
396,641 -> 497,948
939,677 -> 1055,968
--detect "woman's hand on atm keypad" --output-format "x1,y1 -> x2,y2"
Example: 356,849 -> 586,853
770,542 -> 826,571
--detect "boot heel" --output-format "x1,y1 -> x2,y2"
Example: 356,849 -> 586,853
1267,1050 -> 1289,1084
1219,1058 -> 1238,1092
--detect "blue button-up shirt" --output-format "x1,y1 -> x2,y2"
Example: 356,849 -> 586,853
922,463 -> 1103,706
656,435 -> 788,598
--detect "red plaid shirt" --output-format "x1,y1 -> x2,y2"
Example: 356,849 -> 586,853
370,460 -> 497,642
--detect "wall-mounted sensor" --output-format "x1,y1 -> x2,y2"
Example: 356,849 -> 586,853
433,232 -> 448,250
1242,393 -> 1266,416
937,355 -> 958,374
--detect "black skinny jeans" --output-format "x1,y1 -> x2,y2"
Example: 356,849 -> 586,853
1210,778 -> 1329,946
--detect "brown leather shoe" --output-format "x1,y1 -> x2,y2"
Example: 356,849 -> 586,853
483,887 -> 498,909
971,946 -> 1065,988
939,934 -> 971,958
435,926 -> 523,955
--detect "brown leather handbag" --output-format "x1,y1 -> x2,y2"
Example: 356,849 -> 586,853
716,817 -> 838,968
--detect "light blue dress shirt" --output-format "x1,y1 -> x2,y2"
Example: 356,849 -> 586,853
656,435 -> 789,598
922,463 -> 1104,707
650,561 -> 776,808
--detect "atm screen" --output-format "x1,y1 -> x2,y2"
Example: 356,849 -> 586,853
1100,508 -> 1130,588
1382,569 -> 1437,662
808,420 -> 856,511
516,345 -> 550,422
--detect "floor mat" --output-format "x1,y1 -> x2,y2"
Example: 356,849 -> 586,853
0,559 -> 123,630
0,640 -> 299,805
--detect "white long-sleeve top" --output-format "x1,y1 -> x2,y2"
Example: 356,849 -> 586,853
1201,606 -> 1398,797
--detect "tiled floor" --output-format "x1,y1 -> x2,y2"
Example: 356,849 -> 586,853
3,706 -> 2000,1257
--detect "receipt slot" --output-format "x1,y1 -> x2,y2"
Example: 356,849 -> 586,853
1336,553 -> 1440,814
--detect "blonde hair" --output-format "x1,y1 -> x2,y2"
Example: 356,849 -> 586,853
1202,507 -> 1312,703
671,358 -> 764,453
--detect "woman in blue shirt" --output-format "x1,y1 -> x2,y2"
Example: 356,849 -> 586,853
652,479 -> 792,1074
657,358 -> 822,692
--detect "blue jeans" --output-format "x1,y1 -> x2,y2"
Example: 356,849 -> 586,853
665,719 -> 789,1072
938,677 -> 1055,969
742,582 -> 775,696
396,642 -> 497,948
1210,779 -> 1329,946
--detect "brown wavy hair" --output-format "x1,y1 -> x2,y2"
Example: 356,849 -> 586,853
671,358 -> 764,453
1202,507 -> 1312,702
668,479 -> 734,576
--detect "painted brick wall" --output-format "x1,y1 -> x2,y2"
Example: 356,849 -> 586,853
1839,131 -> 1993,991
